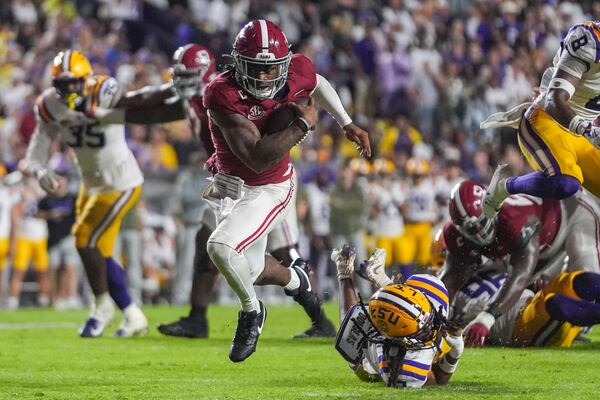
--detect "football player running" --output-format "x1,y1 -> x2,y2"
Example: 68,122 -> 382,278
332,246 -> 463,388
483,22 -> 600,217
440,181 -> 600,346
24,50 -> 156,337
91,37 -> 364,340
201,20 -> 370,362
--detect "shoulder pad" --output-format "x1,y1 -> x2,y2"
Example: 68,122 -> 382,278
91,76 -> 122,108
35,89 -> 58,123
563,23 -> 600,65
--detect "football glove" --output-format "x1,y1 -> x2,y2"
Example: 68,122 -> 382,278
331,245 -> 356,280
360,248 -> 392,289
35,168 -> 60,194
464,311 -> 495,347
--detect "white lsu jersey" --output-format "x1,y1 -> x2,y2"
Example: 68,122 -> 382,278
403,178 -> 437,223
28,76 -> 143,193
368,180 -> 404,237
0,186 -> 18,238
452,271 -> 533,346
304,182 -> 330,236
544,22 -> 600,120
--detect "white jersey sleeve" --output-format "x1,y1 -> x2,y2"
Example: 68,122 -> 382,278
95,77 -> 123,109
555,24 -> 597,79
26,94 -> 61,174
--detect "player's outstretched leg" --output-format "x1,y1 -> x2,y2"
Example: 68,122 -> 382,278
546,294 -> 600,326
284,259 -> 336,338
158,226 -> 217,338
107,257 -> 148,337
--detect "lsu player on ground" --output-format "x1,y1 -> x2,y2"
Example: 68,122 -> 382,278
89,41 -> 352,340
332,245 -> 463,388
440,180 -> 600,346
483,21 -> 600,218
24,50 -> 149,337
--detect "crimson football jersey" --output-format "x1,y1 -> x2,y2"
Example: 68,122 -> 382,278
444,195 -> 562,261
203,53 -> 317,185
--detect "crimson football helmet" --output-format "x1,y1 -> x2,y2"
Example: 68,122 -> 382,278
171,44 -> 216,99
448,181 -> 496,246
232,19 -> 292,100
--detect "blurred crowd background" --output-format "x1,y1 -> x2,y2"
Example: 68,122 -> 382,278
0,0 -> 597,308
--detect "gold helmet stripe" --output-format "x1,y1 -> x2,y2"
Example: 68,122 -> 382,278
375,291 -> 421,318
63,50 -> 72,74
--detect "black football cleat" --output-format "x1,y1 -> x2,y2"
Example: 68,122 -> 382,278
285,259 -> 337,339
229,301 -> 267,363
293,316 -> 337,339
157,315 -> 208,338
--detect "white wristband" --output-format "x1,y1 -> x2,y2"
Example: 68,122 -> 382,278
437,354 -> 459,374
549,78 -> 576,98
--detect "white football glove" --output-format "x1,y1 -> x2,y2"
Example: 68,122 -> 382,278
35,168 -> 60,194
570,117 -> 600,149
331,245 -> 356,280
445,333 -> 465,359
363,248 -> 392,289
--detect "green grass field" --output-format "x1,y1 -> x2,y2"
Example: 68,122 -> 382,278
0,303 -> 599,399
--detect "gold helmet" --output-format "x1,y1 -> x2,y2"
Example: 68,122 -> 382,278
349,158 -> 373,176
430,228 -> 447,270
368,284 -> 436,347
51,50 -> 93,109
372,158 -> 396,175
406,158 -> 430,177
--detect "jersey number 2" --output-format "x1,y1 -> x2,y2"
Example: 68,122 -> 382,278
67,122 -> 105,148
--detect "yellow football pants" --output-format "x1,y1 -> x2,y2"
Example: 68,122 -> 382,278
13,237 -> 49,272
72,185 -> 142,257
518,106 -> 600,198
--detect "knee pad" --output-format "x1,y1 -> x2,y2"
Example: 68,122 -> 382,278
206,241 -> 231,268
549,175 -> 580,199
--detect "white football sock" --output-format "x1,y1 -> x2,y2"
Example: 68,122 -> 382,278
283,269 -> 300,291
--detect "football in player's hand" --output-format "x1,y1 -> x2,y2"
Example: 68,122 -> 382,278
261,98 -> 309,136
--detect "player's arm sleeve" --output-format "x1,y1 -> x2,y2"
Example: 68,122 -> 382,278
485,230 -> 540,318
25,116 -> 58,175
556,25 -> 598,78
311,74 -> 352,128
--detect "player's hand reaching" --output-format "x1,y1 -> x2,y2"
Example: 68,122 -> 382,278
343,123 -> 371,158
288,97 -> 319,130
331,244 -> 356,281
464,311 -> 495,347
35,168 -> 61,194
359,248 -> 392,289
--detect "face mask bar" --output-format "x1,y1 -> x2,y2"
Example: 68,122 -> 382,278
52,78 -> 86,109
456,214 -> 496,246
232,51 -> 291,100
172,66 -> 207,99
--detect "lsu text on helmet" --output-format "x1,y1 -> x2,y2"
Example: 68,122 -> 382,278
232,19 -> 292,100
449,181 -> 496,246
171,43 -> 216,99
51,50 -> 93,109
368,284 -> 436,348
